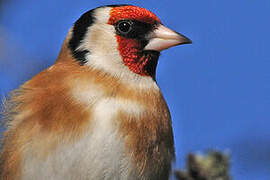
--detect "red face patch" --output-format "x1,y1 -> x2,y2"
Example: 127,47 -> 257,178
115,36 -> 148,76
108,6 -> 161,77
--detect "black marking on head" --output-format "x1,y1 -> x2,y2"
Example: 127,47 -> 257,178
104,4 -> 132,8
72,50 -> 89,65
69,9 -> 96,65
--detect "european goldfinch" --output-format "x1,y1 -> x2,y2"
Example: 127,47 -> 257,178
0,4 -> 191,180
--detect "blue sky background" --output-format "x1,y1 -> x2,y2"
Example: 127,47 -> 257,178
0,0 -> 269,179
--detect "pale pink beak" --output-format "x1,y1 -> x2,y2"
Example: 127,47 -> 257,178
144,24 -> 192,51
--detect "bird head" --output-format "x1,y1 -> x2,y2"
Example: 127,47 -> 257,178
64,5 -> 191,80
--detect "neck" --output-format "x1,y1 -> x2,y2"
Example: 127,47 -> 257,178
85,53 -> 160,90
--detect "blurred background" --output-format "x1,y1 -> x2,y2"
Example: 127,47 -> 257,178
0,0 -> 269,179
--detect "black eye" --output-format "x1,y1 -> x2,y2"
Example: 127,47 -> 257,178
116,21 -> 132,34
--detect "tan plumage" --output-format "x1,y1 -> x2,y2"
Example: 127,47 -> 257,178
0,4 -> 191,180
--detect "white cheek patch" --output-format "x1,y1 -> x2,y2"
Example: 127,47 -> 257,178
82,24 -> 119,56
75,6 -> 115,55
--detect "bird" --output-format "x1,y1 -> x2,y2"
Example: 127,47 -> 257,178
0,4 -> 191,180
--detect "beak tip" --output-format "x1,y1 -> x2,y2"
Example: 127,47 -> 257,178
182,38 -> 192,45
177,33 -> 192,45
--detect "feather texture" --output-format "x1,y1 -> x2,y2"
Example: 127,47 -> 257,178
0,38 -> 174,180
0,5 -> 187,180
